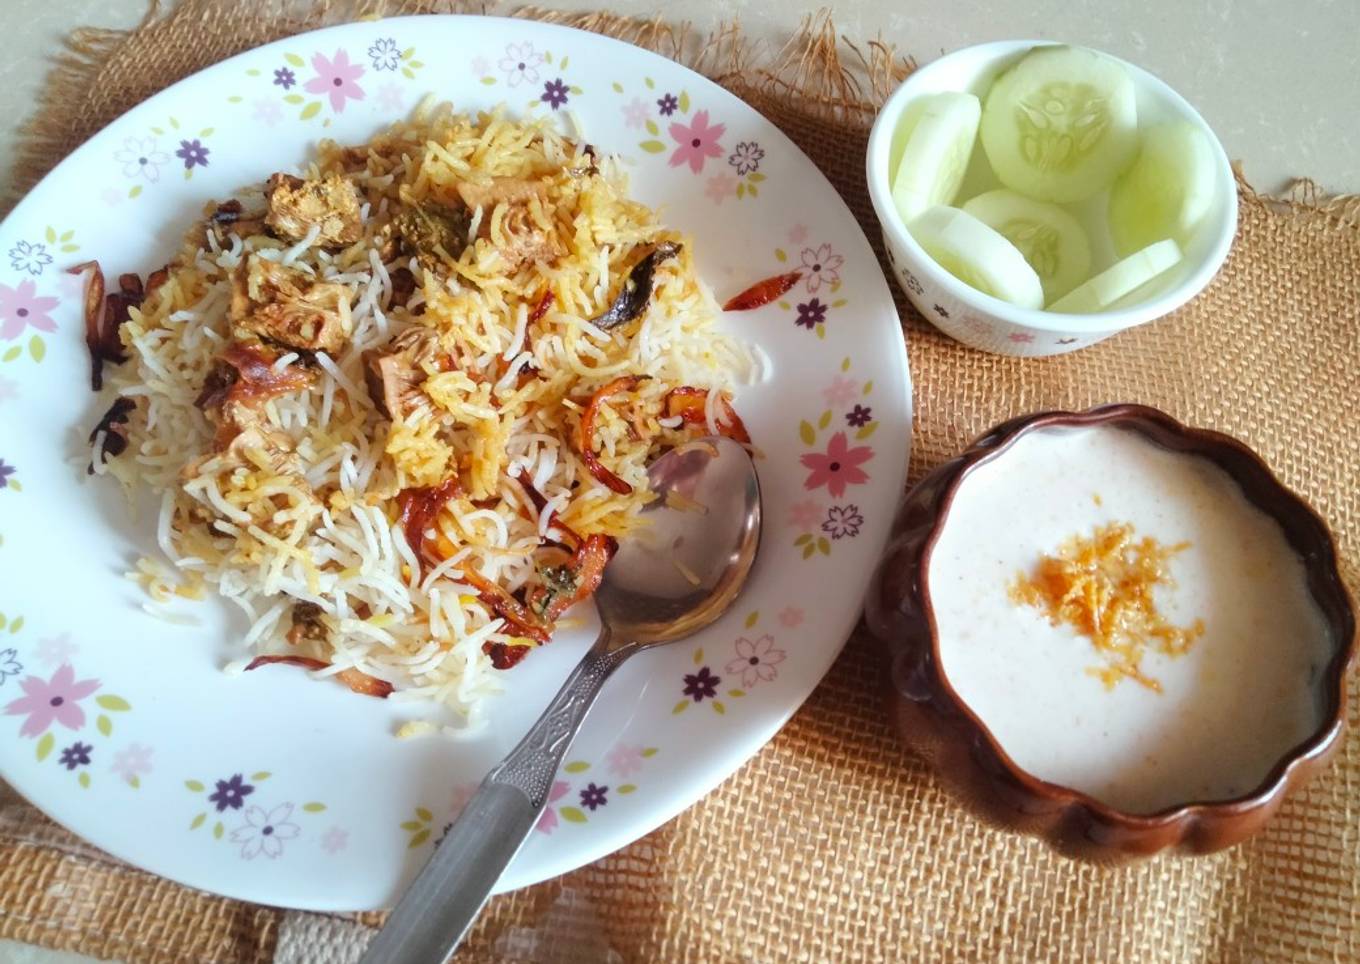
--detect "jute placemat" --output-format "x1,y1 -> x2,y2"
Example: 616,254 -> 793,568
3,2 -> 1357,961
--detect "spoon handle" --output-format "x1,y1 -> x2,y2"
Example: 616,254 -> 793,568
360,631 -> 632,964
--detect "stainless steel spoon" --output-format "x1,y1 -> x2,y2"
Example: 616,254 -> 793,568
361,437 -> 761,963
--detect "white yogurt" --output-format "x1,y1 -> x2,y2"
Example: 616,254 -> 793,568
928,424 -> 1332,814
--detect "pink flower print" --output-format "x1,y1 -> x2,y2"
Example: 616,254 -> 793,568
606,744 -> 645,778
113,137 -> 169,182
109,743 -> 153,784
800,431 -> 873,499
230,802 -> 301,859
320,826 -> 348,854
34,634 -> 77,667
668,110 -> 726,174
499,42 -> 543,88
788,224 -> 809,244
536,780 -> 571,834
0,279 -> 59,340
705,173 -> 736,203
800,244 -> 844,293
0,374 -> 18,405
376,83 -> 404,112
3,663 -> 100,738
821,375 -> 859,408
1009,332 -> 1035,343
252,98 -> 283,127
725,634 -> 786,687
304,50 -> 366,113
778,606 -> 804,628
786,497 -> 824,530
621,97 -> 650,130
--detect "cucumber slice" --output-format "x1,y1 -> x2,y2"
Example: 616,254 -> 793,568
980,45 -> 1138,203
891,92 -> 982,224
908,205 -> 1044,309
962,189 -> 1092,303
1109,121 -> 1216,256
1047,238 -> 1183,314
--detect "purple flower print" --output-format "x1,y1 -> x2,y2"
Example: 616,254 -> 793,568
8,240 -> 52,277
846,404 -> 873,427
113,136 -> 169,182
794,298 -> 827,330
368,37 -> 401,72
175,139 -> 210,170
499,42 -> 543,88
0,279 -> 59,340
304,50 -> 366,113
230,802 -> 301,860
821,375 -> 859,407
822,504 -> 864,539
668,110 -> 725,174
3,664 -> 100,738
621,97 -> 649,129
59,742 -> 92,770
320,826 -> 348,854
728,141 -> 764,175
208,773 -> 255,812
541,78 -> 569,110
536,780 -> 570,834
800,244 -> 844,293
656,93 -> 679,116
682,666 -> 720,702
0,459 -> 15,489
606,744 -> 646,778
0,648 -> 21,684
109,743 -> 153,784
273,67 -> 296,89
724,634 -> 786,687
579,783 -> 608,811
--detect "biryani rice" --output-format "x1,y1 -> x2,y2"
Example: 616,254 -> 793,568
97,102 -> 753,728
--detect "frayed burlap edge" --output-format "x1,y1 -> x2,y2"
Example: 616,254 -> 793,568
2,4 -> 1358,963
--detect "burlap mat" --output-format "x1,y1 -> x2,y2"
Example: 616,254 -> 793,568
3,2 -> 1358,961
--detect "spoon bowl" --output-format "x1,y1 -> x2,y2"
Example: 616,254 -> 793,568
598,437 -> 762,646
362,437 -> 761,964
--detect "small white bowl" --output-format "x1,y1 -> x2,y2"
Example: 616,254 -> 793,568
866,40 -> 1238,357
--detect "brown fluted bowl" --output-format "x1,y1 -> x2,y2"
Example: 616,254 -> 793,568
865,404 -> 1356,861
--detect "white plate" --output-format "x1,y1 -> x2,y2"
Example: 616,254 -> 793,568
0,15 -> 910,910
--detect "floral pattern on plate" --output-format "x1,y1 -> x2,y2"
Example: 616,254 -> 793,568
234,39 -> 425,125
787,357 -> 877,558
184,770 -> 331,859
472,42 -> 583,114
1,616 -> 138,790
674,610 -> 787,714
400,745 -> 658,848
614,78 -> 767,202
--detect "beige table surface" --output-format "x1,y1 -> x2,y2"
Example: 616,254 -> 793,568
0,1 -> 1355,962
1,0 -> 1357,199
